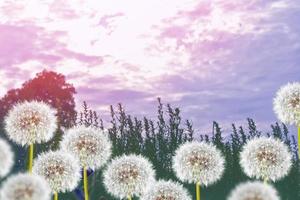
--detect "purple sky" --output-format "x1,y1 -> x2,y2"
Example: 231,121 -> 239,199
0,0 -> 300,133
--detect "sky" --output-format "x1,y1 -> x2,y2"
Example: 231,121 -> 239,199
0,0 -> 300,134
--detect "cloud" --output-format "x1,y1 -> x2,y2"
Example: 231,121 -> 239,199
0,22 -> 104,92
0,0 -> 300,135
98,12 -> 125,35
144,0 -> 300,133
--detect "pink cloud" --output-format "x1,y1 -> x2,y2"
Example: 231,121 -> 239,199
49,1 -> 80,19
217,1 -> 261,12
0,0 -> 298,133
0,23 -> 103,69
76,87 -> 151,106
58,49 -> 103,65
160,26 -> 188,39
0,2 -> 24,18
98,12 -> 124,28
178,1 -> 212,19
0,24 -> 41,66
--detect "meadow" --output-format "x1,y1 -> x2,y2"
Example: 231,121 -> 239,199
0,71 -> 299,200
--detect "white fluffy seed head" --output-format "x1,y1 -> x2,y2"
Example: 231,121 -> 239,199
32,151 -> 81,193
227,181 -> 280,200
240,137 -> 292,182
4,101 -> 57,146
0,173 -> 51,200
61,126 -> 112,169
103,154 -> 156,199
141,180 -> 192,200
0,138 -> 14,177
172,141 -> 225,186
273,82 -> 300,125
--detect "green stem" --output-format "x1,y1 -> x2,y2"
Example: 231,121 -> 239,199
196,182 -> 200,200
54,192 -> 58,200
84,166 -> 89,200
127,195 -> 132,200
28,144 -> 34,173
298,125 -> 300,160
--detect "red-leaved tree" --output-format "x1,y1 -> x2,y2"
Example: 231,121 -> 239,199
0,70 -> 76,128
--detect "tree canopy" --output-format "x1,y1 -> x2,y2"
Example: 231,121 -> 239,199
0,70 -> 76,128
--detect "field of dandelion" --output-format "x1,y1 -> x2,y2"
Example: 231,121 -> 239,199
0,71 -> 299,200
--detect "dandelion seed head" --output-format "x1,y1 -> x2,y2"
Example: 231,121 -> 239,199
273,82 -> 300,125
0,138 -> 14,177
4,101 -> 57,146
61,126 -> 112,169
103,154 -> 155,199
227,181 -> 280,200
240,137 -> 292,181
32,151 -> 81,193
0,173 -> 51,200
172,141 -> 225,186
141,180 -> 192,200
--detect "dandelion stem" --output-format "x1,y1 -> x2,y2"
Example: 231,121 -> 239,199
298,125 -> 300,159
264,178 -> 268,184
196,182 -> 200,200
127,195 -> 132,200
28,144 -> 34,173
54,192 -> 58,200
84,166 -> 89,200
